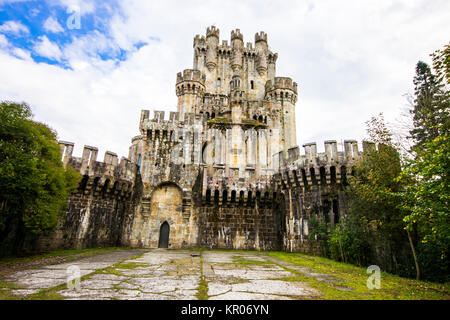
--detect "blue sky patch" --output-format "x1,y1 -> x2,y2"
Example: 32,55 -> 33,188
0,0 -> 157,69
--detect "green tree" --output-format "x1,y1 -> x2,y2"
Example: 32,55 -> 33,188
410,61 -> 439,148
399,43 -> 450,282
0,101 -> 80,255
342,114 -> 419,278
410,45 -> 450,149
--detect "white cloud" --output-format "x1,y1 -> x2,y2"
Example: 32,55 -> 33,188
33,35 -> 62,61
0,20 -> 29,34
0,34 -> 9,47
12,47 -> 31,61
43,16 -> 64,33
55,0 -> 96,15
0,0 -> 449,159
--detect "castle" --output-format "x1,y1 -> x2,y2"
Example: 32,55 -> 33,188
40,27 -> 374,253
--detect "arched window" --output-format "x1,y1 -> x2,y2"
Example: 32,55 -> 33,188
247,191 -> 253,207
320,166 -> 327,185
137,154 -> 142,172
101,179 -> 110,197
231,190 -> 236,203
206,189 -> 211,204
250,80 -> 254,89
222,190 -> 228,203
310,167 -> 318,185
217,78 -> 221,86
214,190 -> 220,204
330,166 -> 336,185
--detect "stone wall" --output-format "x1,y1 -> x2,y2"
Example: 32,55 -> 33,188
36,174 -> 139,252
128,182 -> 199,249
196,205 -> 282,251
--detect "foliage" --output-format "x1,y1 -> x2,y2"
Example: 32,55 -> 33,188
398,45 -> 450,281
410,44 -> 450,149
326,44 -> 450,282
328,217 -> 373,267
308,216 -> 330,256
0,101 -> 80,254
337,115 -> 415,277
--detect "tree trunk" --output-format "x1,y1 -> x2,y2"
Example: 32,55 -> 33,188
406,229 -> 420,280
338,229 -> 345,262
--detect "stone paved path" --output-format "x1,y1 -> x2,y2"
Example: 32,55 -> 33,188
1,249 -> 327,300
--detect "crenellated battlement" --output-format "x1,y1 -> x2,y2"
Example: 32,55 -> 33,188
193,34 -> 206,48
139,109 -> 205,127
200,166 -> 274,207
231,29 -> 243,41
265,77 -> 298,94
272,140 -> 373,170
270,140 -> 378,189
206,25 -> 220,39
268,52 -> 278,64
194,27 -> 276,58
176,69 -> 206,85
255,31 -> 267,43
58,141 -> 136,199
200,185 -> 276,208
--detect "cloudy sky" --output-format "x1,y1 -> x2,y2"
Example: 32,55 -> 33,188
0,0 -> 448,160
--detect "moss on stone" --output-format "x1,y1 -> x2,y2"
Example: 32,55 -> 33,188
115,262 -> 149,269
269,251 -> 450,300
195,252 -> 209,300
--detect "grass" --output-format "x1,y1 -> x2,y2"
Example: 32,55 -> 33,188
0,247 -> 127,267
268,251 -> 450,300
195,251 -> 209,300
115,262 -> 149,269
233,256 -> 275,266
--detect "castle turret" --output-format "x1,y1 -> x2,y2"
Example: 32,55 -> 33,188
268,52 -> 278,80
265,77 -> 298,151
255,32 -> 268,76
176,69 -> 206,119
206,26 -> 219,71
193,34 -> 206,70
231,29 -> 243,72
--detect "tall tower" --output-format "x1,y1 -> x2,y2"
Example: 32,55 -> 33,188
178,26 -> 298,175
206,26 -> 219,72
265,77 -> 298,152
175,69 -> 205,119
255,32 -> 268,76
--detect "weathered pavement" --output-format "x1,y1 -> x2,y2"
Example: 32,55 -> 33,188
1,249 -> 328,300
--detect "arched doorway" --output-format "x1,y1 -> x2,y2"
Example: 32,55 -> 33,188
158,221 -> 170,248
149,182 -> 182,248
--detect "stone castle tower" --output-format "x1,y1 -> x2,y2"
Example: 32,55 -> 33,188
45,27 -> 375,253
